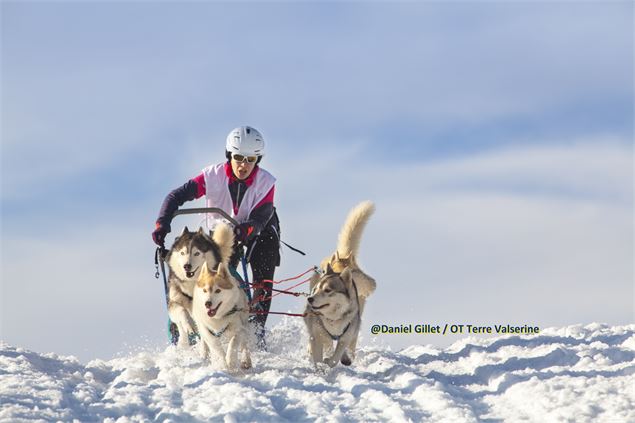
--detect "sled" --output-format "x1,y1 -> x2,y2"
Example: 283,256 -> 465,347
155,207 -> 252,346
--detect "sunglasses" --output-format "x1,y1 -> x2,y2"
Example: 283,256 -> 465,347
232,154 -> 258,163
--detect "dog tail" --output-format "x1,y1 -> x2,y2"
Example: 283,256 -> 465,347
212,223 -> 235,264
337,201 -> 375,259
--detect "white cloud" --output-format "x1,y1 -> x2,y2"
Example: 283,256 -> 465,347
2,2 -> 631,202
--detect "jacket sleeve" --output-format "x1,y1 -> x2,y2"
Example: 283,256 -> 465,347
156,176 -> 205,229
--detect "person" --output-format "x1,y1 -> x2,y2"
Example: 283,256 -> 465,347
152,125 -> 280,349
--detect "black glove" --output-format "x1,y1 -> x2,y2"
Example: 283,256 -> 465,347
234,221 -> 260,243
152,222 -> 170,247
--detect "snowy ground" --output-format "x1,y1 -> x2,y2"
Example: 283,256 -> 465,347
1,321 -> 634,423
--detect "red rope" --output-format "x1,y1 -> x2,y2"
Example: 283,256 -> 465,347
249,310 -> 306,317
260,266 -> 317,285
249,275 -> 313,306
246,267 -> 316,305
245,266 -> 317,317
269,276 -> 313,299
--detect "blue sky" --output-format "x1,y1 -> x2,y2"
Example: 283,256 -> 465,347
1,1 -> 633,362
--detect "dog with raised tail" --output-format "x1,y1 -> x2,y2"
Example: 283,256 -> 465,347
305,201 -> 377,367
165,225 -> 232,348
192,260 -> 252,371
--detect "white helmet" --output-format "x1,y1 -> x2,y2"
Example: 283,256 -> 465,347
225,126 -> 265,157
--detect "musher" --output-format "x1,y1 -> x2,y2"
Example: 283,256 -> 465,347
152,126 -> 280,350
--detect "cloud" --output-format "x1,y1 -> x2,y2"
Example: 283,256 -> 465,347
2,2 -> 631,202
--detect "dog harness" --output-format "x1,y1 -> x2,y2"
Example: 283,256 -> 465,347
318,319 -> 352,341
206,305 -> 244,337
316,278 -> 362,341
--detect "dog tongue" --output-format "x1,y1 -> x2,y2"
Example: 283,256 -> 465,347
207,302 -> 221,317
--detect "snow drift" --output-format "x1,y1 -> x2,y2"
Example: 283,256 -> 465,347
1,321 -> 634,422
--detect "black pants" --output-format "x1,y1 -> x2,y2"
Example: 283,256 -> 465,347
248,225 -> 280,333
229,216 -> 280,338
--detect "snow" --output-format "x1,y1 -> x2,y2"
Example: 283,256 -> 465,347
1,321 -> 634,422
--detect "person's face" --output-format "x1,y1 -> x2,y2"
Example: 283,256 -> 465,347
230,154 -> 258,180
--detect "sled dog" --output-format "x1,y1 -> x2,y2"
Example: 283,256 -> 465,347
193,261 -> 252,371
165,225 -> 234,348
305,201 -> 377,367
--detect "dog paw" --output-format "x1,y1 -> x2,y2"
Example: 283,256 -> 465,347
324,357 -> 338,368
314,362 -> 331,374
340,353 -> 352,366
183,322 -> 196,335
240,359 -> 252,370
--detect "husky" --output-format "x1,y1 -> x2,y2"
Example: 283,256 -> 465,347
165,225 -> 234,348
192,261 -> 252,371
305,201 -> 377,367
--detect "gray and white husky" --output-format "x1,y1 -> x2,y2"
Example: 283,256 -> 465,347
166,225 -> 234,348
305,201 -> 377,367
193,261 -> 252,371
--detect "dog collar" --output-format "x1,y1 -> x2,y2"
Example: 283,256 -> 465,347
208,325 -> 229,338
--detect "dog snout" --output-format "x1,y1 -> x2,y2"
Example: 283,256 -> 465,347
184,263 -> 192,271
307,297 -> 314,304
205,301 -> 212,308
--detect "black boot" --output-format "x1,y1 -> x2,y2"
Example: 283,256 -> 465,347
251,280 -> 272,351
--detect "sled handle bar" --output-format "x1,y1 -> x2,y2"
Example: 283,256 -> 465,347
172,207 -> 239,227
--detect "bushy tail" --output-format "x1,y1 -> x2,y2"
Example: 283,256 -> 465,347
336,201 -> 375,258
212,223 -> 235,265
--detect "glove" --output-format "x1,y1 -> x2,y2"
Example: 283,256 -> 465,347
152,222 -> 170,247
234,221 -> 259,243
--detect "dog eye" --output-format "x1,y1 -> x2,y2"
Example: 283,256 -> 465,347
325,289 -> 332,293
215,289 -> 221,294
194,252 -> 200,256
180,251 -> 185,256
203,289 -> 207,293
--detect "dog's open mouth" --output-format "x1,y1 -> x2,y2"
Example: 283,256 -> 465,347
311,303 -> 329,310
207,301 -> 222,317
186,267 -> 199,278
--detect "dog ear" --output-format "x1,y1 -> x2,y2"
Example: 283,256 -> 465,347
181,226 -> 190,236
197,227 -> 204,235
198,262 -> 212,286
216,263 -> 227,278
325,262 -> 335,275
215,264 -> 234,289
340,267 -> 354,291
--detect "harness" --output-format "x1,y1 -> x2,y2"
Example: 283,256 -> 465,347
318,319 -> 352,341
206,305 -> 244,338
315,278 -> 362,341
